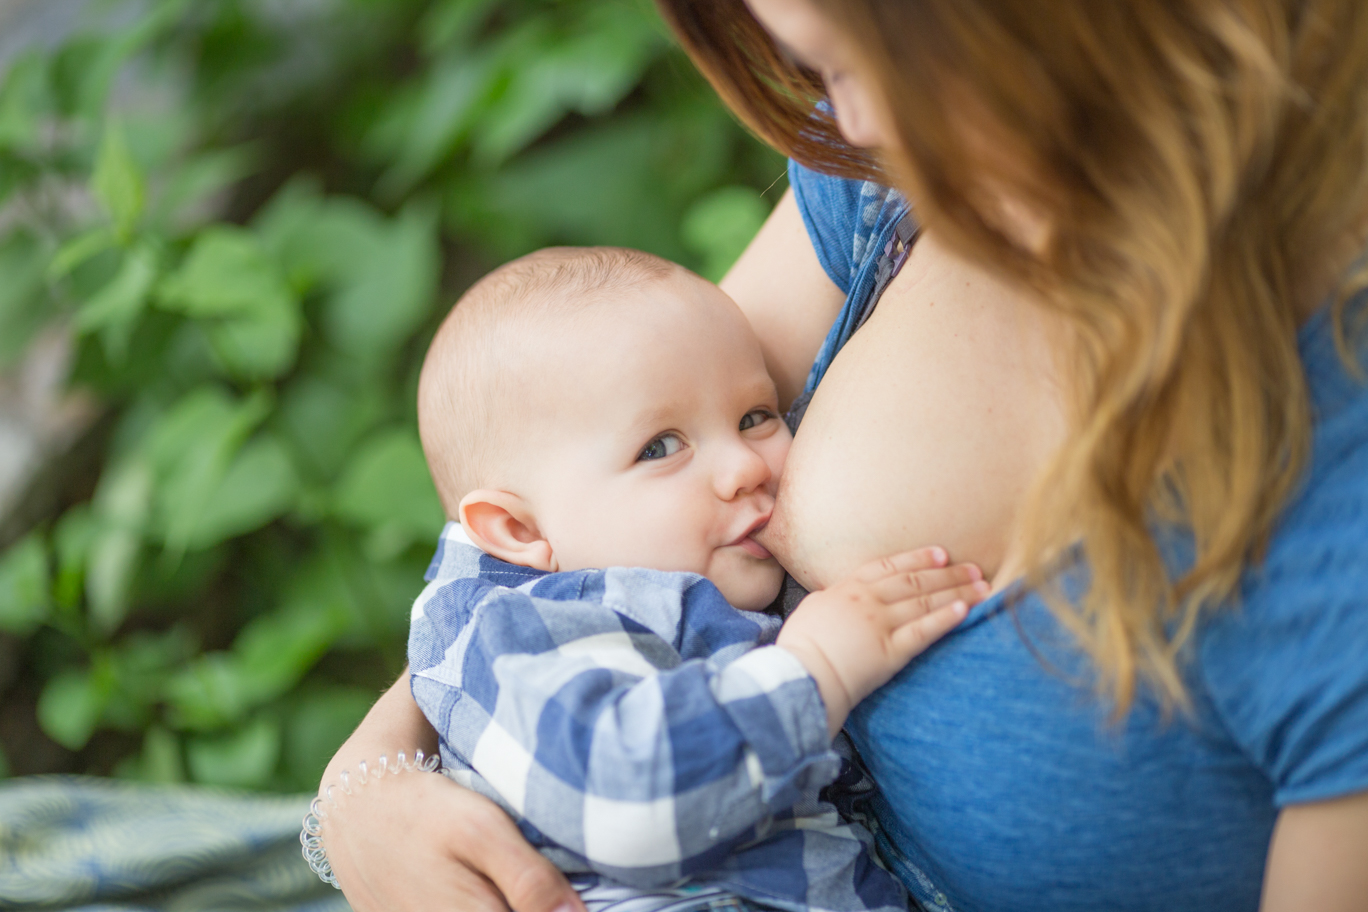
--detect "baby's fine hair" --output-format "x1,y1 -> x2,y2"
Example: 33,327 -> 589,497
418,246 -> 680,514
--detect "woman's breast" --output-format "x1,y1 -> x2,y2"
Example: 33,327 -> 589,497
762,233 -> 1068,591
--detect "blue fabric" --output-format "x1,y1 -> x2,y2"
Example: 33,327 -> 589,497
787,159 -> 910,396
408,524 -> 908,912
790,160 -> 1368,912
0,776 -> 345,911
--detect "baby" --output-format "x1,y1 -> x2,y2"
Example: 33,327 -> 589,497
408,247 -> 985,912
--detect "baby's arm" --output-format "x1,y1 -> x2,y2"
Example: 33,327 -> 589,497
409,552 -> 982,883
410,575 -> 841,886
776,547 -> 987,737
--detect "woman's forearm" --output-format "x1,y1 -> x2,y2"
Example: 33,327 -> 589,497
321,667 -> 438,789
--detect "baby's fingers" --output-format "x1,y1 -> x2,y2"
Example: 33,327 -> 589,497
852,547 -> 952,583
885,579 -> 991,625
889,600 -> 970,660
871,564 -> 985,606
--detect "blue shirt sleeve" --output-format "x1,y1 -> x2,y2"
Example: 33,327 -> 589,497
788,161 -> 912,396
788,159 -> 866,293
1198,313 -> 1368,807
409,555 -> 839,885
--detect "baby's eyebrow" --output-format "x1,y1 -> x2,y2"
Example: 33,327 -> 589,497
624,402 -> 685,439
738,377 -> 780,406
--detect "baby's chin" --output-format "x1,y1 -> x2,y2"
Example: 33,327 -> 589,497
711,559 -> 786,612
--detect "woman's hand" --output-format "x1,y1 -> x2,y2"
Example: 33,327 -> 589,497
322,764 -> 581,912
318,669 -> 585,912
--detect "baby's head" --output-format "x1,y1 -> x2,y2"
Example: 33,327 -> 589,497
418,247 -> 791,610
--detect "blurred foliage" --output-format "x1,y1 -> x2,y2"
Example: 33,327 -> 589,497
0,0 -> 783,790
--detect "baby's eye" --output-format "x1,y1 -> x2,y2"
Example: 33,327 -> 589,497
638,433 -> 684,461
738,409 -> 775,432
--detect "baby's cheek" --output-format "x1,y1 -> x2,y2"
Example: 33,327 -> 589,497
712,555 -> 785,612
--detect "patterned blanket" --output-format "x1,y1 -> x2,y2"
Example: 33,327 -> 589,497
0,776 -> 348,911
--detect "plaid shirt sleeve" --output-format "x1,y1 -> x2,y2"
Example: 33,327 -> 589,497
409,526 -> 841,887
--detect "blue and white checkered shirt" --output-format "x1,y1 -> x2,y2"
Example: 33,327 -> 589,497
409,523 -> 908,912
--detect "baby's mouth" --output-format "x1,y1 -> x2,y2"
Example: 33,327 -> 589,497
736,537 -> 773,560
730,517 -> 773,560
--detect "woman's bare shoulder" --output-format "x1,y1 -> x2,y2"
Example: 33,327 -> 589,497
720,188 -> 846,411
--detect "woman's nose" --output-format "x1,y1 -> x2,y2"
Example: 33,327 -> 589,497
714,440 -> 773,500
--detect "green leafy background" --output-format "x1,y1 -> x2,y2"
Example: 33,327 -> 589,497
0,0 -> 783,791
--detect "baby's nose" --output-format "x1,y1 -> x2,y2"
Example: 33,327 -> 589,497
715,442 -> 772,499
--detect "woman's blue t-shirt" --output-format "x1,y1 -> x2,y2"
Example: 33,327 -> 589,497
789,160 -> 1368,912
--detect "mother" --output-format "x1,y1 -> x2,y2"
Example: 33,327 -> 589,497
317,1 -> 1368,909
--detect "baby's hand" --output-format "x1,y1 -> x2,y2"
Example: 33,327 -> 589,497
775,548 -> 987,738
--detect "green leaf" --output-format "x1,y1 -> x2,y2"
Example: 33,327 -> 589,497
419,0 -> 499,55
450,110 -> 721,259
251,177 -> 326,290
186,715 -> 280,788
49,226 -> 117,280
158,227 -> 290,318
52,35 -> 130,118
97,628 -> 194,735
234,594 -> 348,703
93,457 -> 155,530
143,726 -> 185,782
256,193 -> 437,362
183,433 -> 298,550
277,375 -> 385,479
0,535 -> 49,635
37,666 -> 111,750
53,506 -> 96,614
92,120 -> 146,239
81,458 -> 153,634
0,229 -> 51,367
112,627 -> 194,703
118,725 -> 184,783
144,386 -> 273,553
680,186 -> 773,282
0,152 -> 36,209
165,652 -> 251,731
284,687 -> 375,790
0,51 -> 51,153
376,52 -> 498,198
322,200 -> 439,360
85,529 -> 140,637
152,144 -> 260,229
472,4 -> 665,165
167,576 -> 346,731
206,300 -> 303,380
333,429 -> 446,558
75,243 -> 159,360
51,6 -> 182,120
158,227 -> 301,378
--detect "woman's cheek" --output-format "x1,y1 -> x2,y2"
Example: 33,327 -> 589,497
827,75 -> 894,150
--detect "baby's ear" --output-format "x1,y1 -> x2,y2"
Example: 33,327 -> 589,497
458,491 -> 557,571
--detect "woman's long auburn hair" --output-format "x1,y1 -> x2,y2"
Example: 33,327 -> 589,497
658,0 -> 1368,713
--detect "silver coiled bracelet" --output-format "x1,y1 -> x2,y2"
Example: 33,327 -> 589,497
301,749 -> 442,888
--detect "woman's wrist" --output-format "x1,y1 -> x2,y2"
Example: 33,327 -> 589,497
303,748 -> 442,888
